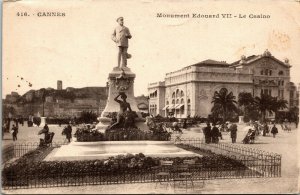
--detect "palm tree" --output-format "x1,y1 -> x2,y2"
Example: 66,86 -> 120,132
211,88 -> 238,122
238,92 -> 254,107
253,94 -> 274,122
272,97 -> 288,119
238,92 -> 259,122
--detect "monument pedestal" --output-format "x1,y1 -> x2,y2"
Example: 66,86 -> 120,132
96,67 -> 145,132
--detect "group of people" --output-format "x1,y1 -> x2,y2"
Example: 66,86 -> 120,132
204,122 -> 235,144
203,123 -> 223,144
2,122 -> 19,141
242,122 -> 279,144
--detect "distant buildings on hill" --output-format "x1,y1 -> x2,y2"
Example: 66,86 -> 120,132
3,81 -> 149,118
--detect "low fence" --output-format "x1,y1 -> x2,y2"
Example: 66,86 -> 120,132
2,141 -> 68,163
2,144 -> 15,164
2,140 -> 281,189
175,138 -> 281,178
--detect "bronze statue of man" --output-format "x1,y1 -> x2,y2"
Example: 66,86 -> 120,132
111,17 -> 132,68
109,92 -> 132,129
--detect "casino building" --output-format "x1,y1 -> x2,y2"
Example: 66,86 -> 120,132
148,50 -> 296,118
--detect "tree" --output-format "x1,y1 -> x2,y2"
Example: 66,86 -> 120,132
79,111 -> 98,124
211,88 -> 238,123
253,94 -> 275,122
2,105 -> 16,118
238,92 -> 260,122
271,97 -> 288,118
238,92 -> 254,108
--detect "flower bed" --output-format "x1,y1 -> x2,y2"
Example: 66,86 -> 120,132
74,125 -> 171,142
2,143 -> 259,189
2,145 -> 247,177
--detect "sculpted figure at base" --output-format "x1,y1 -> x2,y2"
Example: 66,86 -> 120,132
112,17 -> 132,68
109,92 -> 132,130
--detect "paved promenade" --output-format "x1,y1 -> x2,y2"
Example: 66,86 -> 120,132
2,123 -> 299,194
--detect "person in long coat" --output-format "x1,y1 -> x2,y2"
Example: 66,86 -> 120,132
203,123 -> 211,144
229,123 -> 238,143
62,122 -> 72,142
211,123 -> 220,143
11,124 -> 18,141
271,124 -> 278,138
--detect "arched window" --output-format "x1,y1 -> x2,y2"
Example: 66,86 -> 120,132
176,89 -> 180,98
172,99 -> 175,104
269,70 -> 272,76
172,92 -> 175,98
181,98 -> 184,104
166,101 -> 169,105
176,99 -> 179,104
180,91 -> 184,97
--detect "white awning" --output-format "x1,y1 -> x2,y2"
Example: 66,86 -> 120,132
175,104 -> 184,109
162,105 -> 169,110
168,104 -> 176,109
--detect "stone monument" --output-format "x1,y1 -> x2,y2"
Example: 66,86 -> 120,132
46,17 -> 200,161
97,17 -> 145,132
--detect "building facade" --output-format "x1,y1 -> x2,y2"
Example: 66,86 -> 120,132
148,50 -> 295,118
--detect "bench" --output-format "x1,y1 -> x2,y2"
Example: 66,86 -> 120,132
39,132 -> 55,147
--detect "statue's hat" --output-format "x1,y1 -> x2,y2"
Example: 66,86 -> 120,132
116,17 -> 123,22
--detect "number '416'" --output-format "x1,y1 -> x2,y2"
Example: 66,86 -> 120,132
17,12 -> 29,16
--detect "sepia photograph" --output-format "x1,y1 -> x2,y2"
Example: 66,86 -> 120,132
1,0 -> 300,194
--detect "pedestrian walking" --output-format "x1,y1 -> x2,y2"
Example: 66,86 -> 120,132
11,124 -> 18,141
263,122 -> 268,136
203,122 -> 211,144
211,123 -> 220,144
62,122 -> 72,143
229,123 -> 238,143
271,124 -> 278,138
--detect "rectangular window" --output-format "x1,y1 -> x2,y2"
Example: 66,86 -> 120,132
290,91 -> 294,98
265,69 -> 268,75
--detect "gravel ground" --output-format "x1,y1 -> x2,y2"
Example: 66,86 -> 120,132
2,122 -> 299,194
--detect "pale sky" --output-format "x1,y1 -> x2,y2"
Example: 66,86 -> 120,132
3,0 -> 300,98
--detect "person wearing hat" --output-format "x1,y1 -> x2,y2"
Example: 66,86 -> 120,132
112,17 -> 132,68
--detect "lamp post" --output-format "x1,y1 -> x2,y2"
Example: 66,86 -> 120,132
40,88 -> 47,127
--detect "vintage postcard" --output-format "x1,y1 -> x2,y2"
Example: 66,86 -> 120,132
2,0 -> 300,194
